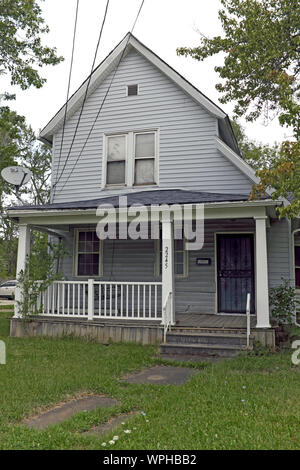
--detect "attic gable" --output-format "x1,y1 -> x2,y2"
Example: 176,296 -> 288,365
39,33 -> 228,145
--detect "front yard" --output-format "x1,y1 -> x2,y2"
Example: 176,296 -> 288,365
0,309 -> 299,450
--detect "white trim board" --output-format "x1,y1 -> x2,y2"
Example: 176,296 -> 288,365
216,137 -> 261,186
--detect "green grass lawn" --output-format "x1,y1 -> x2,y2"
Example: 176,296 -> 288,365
0,311 -> 300,450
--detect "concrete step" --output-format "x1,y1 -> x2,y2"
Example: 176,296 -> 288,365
172,327 -> 248,335
160,342 -> 248,358
166,331 -> 252,347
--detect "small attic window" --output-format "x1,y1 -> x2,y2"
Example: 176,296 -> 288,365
127,84 -> 138,96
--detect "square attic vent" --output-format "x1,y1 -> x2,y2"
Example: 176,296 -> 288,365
127,84 -> 138,96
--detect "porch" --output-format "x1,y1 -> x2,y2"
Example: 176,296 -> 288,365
32,279 -> 257,329
7,189 -> 280,349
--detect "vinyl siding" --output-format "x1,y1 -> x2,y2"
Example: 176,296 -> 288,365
61,219 -> 256,315
51,49 -> 253,203
58,218 -> 292,315
267,218 -> 291,289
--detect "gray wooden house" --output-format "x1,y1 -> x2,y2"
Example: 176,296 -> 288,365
9,34 -> 298,356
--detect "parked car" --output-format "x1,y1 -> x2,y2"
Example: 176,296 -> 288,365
0,280 -> 17,299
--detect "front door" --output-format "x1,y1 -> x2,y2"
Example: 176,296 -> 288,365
217,234 -> 255,314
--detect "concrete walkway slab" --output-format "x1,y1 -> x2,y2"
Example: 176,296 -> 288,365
25,395 -> 120,430
122,366 -> 197,385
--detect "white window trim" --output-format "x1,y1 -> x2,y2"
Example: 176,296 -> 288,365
154,238 -> 188,279
102,129 -> 159,189
126,84 -> 139,96
73,228 -> 103,278
294,242 -> 300,291
133,130 -> 158,187
102,133 -> 128,189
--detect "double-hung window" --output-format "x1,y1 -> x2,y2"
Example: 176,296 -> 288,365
75,230 -> 102,277
106,134 -> 126,185
103,130 -> 157,187
134,132 -> 156,185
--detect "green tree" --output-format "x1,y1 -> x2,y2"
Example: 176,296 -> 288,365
231,119 -> 280,171
0,106 -> 51,279
0,1 -> 62,279
0,0 -> 63,90
0,106 -> 51,205
177,0 -> 300,216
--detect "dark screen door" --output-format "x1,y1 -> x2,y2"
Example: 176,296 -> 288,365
217,234 -> 255,314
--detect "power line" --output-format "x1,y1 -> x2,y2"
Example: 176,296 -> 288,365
52,0 -> 111,196
53,0 -> 80,201
56,0 -> 145,197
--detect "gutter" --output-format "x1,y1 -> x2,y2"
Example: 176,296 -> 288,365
7,199 -> 282,220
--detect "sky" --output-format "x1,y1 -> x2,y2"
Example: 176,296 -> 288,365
1,0 -> 289,145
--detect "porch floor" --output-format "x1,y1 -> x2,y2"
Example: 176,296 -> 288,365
31,313 -> 256,330
175,313 -> 257,329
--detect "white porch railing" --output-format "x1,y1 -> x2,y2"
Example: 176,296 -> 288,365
36,280 -> 163,321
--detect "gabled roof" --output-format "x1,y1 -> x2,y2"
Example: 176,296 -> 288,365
39,33 -> 239,154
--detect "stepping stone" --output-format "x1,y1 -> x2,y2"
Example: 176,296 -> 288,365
83,412 -> 139,436
122,366 -> 197,385
25,395 -> 120,430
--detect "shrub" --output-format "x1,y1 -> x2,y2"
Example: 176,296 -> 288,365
16,236 -> 67,318
269,279 -> 299,326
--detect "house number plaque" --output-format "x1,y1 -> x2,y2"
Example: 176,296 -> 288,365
164,246 -> 169,269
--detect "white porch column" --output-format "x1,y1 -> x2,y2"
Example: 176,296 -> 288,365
255,216 -> 270,328
14,224 -> 31,318
161,219 -> 175,325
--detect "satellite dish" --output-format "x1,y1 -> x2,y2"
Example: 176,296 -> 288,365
1,166 -> 32,190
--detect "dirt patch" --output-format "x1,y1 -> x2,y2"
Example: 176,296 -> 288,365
83,411 -> 139,436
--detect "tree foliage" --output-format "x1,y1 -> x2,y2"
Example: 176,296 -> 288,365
178,0 -> 300,217
0,0 -> 63,90
0,106 -> 51,205
177,0 -> 299,135
16,235 -> 65,317
269,279 -> 299,326
253,141 -> 300,217
0,106 -> 51,279
231,119 -> 280,171
0,1 -> 63,280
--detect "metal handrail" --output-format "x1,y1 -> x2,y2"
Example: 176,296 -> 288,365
246,293 -> 251,349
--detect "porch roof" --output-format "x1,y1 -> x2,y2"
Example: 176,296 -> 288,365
8,189 -> 268,212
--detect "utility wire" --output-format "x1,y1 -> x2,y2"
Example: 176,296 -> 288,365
53,0 -> 80,201
53,0 -> 111,196
56,0 -> 145,197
